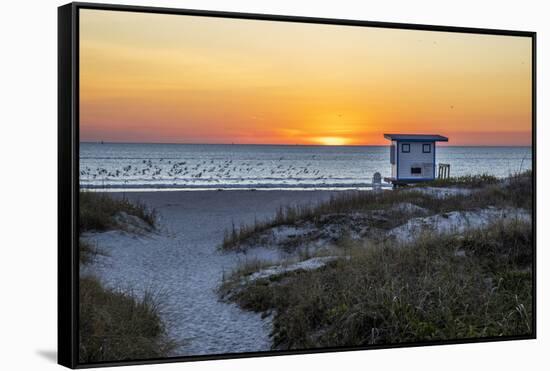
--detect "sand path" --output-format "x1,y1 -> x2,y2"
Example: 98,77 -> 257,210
83,190 -> 336,356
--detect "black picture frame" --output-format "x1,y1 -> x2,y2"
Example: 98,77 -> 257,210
58,2 -> 537,369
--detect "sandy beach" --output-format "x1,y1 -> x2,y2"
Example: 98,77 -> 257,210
82,190 -> 340,356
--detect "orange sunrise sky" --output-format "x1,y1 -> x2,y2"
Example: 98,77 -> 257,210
79,9 -> 532,146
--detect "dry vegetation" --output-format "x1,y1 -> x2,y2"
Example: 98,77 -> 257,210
79,191 -> 176,363
222,220 -> 532,349
220,172 -> 534,349
222,172 -> 532,250
80,191 -> 156,232
79,239 -> 104,265
418,173 -> 499,188
79,276 -> 177,363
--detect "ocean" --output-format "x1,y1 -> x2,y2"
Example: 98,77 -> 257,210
79,143 -> 532,191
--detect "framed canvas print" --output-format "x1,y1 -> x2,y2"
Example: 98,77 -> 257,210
58,2 -> 536,368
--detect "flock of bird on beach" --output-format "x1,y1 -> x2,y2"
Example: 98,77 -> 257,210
80,157 -> 336,185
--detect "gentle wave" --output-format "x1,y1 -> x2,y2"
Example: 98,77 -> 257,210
80,182 -> 389,190
79,143 -> 532,191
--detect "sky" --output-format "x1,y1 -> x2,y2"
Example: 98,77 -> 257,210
79,9 -> 532,146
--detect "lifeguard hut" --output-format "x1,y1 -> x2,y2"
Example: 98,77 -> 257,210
383,134 -> 448,186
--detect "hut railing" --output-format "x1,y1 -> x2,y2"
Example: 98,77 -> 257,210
438,163 -> 451,179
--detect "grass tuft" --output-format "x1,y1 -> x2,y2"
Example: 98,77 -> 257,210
79,239 -> 106,265
79,192 -> 173,362
225,220 -> 533,349
80,191 -> 157,233
420,173 -> 499,188
222,171 -> 532,250
79,276 -> 177,363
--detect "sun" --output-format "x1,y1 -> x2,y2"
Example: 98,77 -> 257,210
315,136 -> 349,146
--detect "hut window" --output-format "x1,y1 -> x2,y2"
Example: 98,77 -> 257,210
411,167 -> 422,174
401,143 -> 410,153
423,143 -> 431,153
390,145 -> 396,164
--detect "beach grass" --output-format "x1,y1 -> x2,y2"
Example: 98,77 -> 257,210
222,220 -> 533,349
79,276 -> 177,363
222,171 -> 532,250
79,192 -> 175,362
79,191 -> 156,232
79,239 -> 105,265
420,173 -> 499,188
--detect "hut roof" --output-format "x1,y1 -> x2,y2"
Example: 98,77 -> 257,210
383,134 -> 448,142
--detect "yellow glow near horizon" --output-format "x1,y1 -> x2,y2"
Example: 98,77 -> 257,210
79,9 -> 532,146
314,137 -> 350,146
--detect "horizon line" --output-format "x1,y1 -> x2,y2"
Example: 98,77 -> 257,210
79,140 -> 532,148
